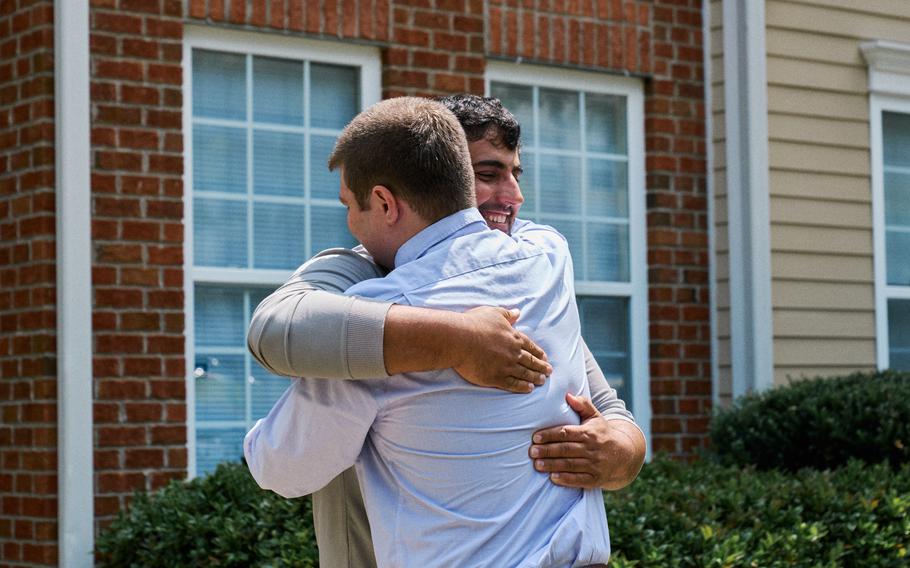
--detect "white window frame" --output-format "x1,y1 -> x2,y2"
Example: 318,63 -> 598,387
485,62 -> 651,447
863,40 -> 910,370
183,26 -> 380,478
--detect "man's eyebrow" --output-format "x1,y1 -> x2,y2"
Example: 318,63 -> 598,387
472,159 -> 506,169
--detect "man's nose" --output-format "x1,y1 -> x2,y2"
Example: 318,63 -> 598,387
503,176 -> 524,205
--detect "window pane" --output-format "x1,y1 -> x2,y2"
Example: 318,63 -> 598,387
587,222 -> 630,282
252,202 -> 305,269
579,297 -> 630,406
889,299 -> 910,371
193,49 -> 246,120
253,56 -> 303,125
883,111 -> 910,168
539,154 -> 582,215
886,229 -> 910,286
518,152 -> 536,213
587,158 -> 628,218
196,428 -> 246,475
310,63 -> 359,129
253,130 -> 304,197
884,171 -> 910,227
251,362 -> 291,419
195,287 -> 245,347
540,216 -> 583,276
195,354 -> 245,421
539,88 -> 580,150
490,82 -> 534,136
311,134 -> 342,200
194,198 -> 248,268
193,125 -> 246,194
586,93 -> 627,154
311,205 -> 357,253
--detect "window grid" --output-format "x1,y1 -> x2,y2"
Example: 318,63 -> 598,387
192,56 -> 350,272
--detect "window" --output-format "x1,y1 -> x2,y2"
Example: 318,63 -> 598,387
881,110 -> 910,371
184,28 -> 380,476
864,40 -> 910,373
487,63 -> 649,434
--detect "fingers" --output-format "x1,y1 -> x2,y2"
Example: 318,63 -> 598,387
529,441 -> 588,459
500,376 -> 536,394
532,425 -> 586,445
532,456 -> 591,474
548,472 -> 598,489
518,332 -> 549,364
503,307 -> 520,324
565,392 -> 600,420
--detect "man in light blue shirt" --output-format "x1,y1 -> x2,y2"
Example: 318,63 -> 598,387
244,97 -> 610,566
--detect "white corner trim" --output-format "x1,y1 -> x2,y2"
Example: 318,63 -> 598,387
55,0 -> 94,566
861,40 -> 910,97
722,0 -> 774,396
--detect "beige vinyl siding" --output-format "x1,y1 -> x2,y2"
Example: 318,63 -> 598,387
709,0 -> 732,403
765,0 -> 910,385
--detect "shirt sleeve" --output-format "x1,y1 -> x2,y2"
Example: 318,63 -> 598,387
247,247 -> 393,380
582,339 -> 642,433
243,377 -> 379,498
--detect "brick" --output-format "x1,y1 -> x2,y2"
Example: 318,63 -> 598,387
151,425 -> 185,444
98,472 -> 146,493
97,427 -> 146,447
125,448 -> 164,468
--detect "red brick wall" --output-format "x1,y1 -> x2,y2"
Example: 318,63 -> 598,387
0,0 -> 59,565
90,0 -> 187,531
643,0 -> 711,457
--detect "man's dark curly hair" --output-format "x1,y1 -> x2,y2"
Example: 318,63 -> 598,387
436,94 -> 521,151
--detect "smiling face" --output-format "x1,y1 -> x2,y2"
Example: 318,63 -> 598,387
469,136 -> 524,234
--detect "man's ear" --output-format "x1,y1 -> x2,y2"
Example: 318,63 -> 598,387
370,185 -> 400,225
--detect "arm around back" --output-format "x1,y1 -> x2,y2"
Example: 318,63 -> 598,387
247,248 -> 391,380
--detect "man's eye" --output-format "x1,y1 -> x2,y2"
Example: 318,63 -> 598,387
476,172 -> 496,181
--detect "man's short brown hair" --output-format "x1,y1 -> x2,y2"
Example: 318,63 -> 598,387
328,97 -> 475,223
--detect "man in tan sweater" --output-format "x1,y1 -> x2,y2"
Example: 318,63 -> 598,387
247,94 -> 646,567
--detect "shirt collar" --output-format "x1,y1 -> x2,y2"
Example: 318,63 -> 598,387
394,208 -> 487,268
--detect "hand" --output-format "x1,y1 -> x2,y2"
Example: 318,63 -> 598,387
529,392 -> 646,490
452,306 -> 553,394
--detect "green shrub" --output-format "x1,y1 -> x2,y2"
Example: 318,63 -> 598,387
709,370 -> 910,471
95,462 -> 317,567
606,456 -> 910,568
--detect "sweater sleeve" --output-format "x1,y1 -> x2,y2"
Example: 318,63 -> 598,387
247,247 -> 393,380
582,338 -> 643,433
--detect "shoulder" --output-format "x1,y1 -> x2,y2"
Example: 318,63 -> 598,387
510,219 -> 569,254
295,247 -> 386,281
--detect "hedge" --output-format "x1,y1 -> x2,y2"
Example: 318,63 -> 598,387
95,462 -> 317,567
97,457 -> 910,567
605,457 -> 910,567
708,370 -> 910,471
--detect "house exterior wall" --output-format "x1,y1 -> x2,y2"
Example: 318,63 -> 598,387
0,1 -> 59,565
1,1 -> 710,564
765,0 -> 910,385
711,0 -> 910,403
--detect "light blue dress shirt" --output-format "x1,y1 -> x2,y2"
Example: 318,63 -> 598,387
244,208 -> 611,567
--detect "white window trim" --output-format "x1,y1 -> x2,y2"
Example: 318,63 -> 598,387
862,40 -> 910,370
182,26 -> 380,478
485,62 -> 651,451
